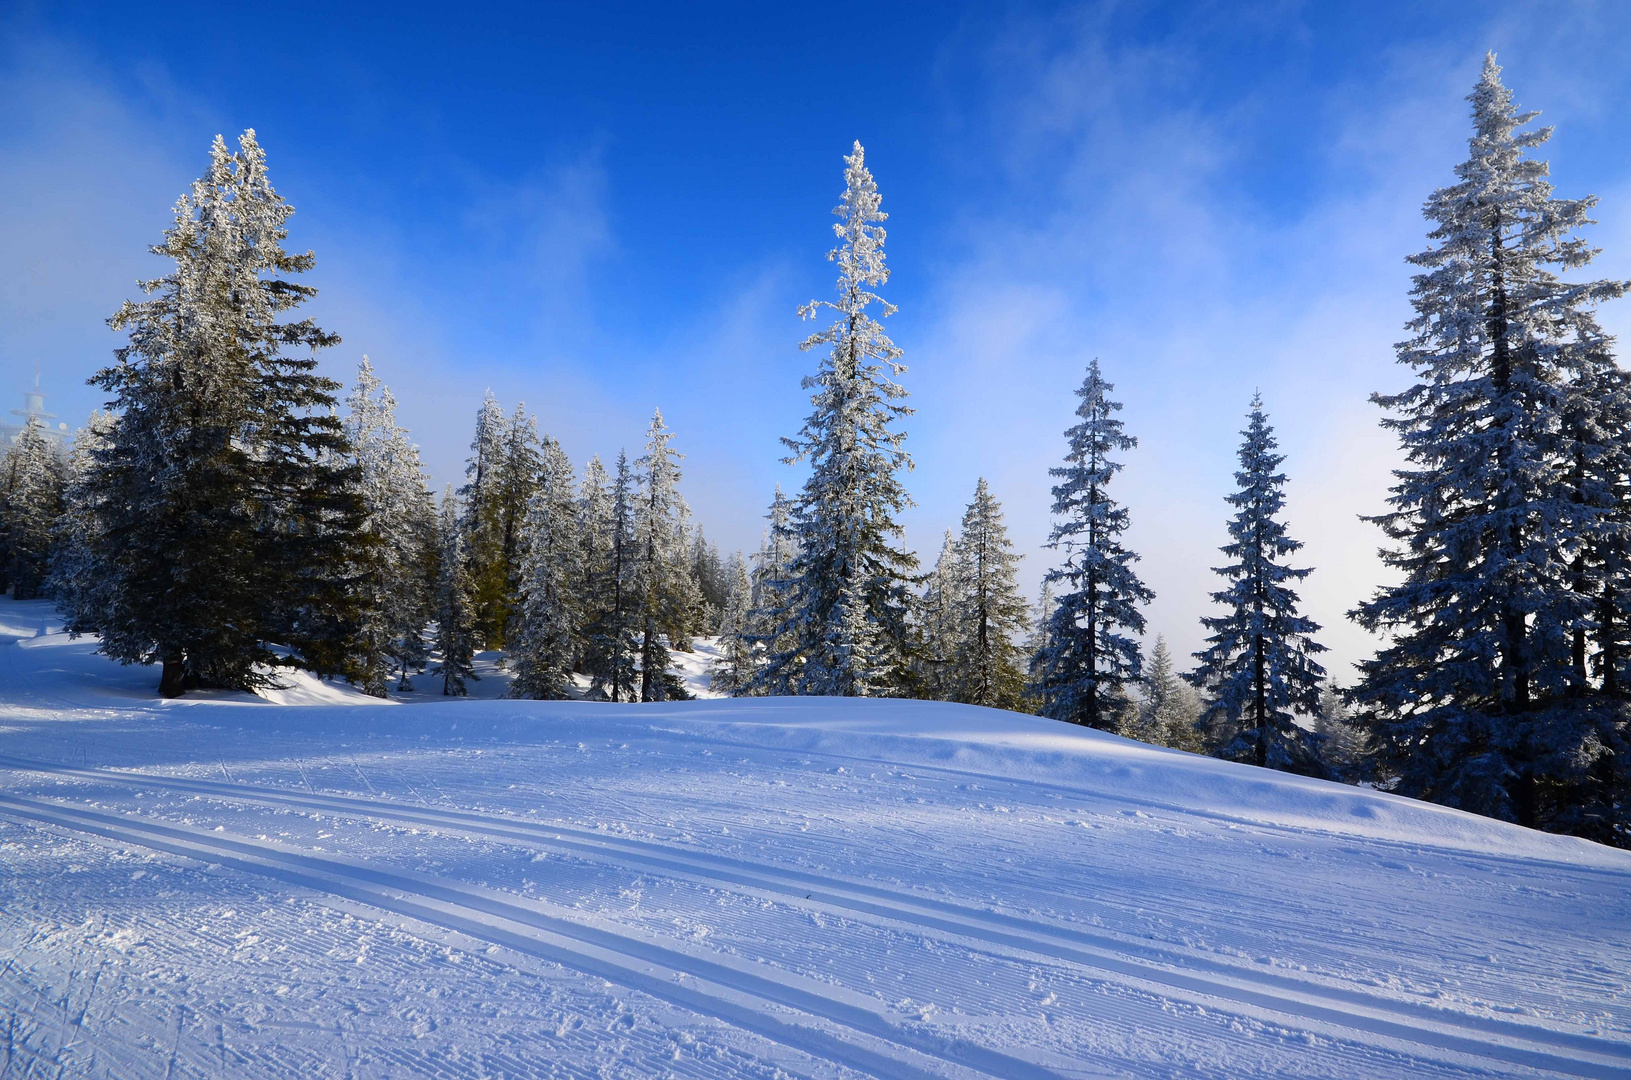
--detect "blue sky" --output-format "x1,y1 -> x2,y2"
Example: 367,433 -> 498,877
4,1 -> 1631,677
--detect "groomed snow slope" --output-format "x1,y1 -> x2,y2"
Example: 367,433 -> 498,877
0,598 -> 1626,1079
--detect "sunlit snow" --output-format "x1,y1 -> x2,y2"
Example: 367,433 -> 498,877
0,597 -> 1626,1078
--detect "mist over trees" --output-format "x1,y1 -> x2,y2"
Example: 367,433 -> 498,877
20,55 -> 1630,846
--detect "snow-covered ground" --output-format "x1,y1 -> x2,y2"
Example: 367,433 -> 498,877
0,597 -> 1626,1079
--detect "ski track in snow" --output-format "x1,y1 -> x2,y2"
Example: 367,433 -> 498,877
0,598 -> 1628,1078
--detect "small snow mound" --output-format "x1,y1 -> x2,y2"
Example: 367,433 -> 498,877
258,669 -> 392,707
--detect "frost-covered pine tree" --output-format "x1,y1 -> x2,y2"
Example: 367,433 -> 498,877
343,357 -> 437,695
583,451 -> 641,701
759,142 -> 917,697
458,392 -> 514,647
1316,681 -> 1373,784
433,487 -> 477,696
690,528 -> 729,632
1023,581 -> 1055,713
508,437 -> 580,700
0,418 -> 65,600
1564,364 -> 1631,841
1031,359 -> 1153,728
491,402 -> 542,647
710,552 -> 756,696
75,130 -> 357,696
1350,55 -> 1629,830
741,486 -> 799,696
633,409 -> 697,702
48,412 -> 115,620
1139,635 -> 1204,751
915,530 -> 967,701
951,478 -> 1031,710
1190,397 -> 1327,773
576,452 -> 611,658
384,432 -> 437,690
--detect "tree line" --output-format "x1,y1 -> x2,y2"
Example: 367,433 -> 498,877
4,54 -> 1625,846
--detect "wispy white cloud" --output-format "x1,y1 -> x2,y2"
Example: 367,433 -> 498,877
0,31 -> 214,427
905,4 -> 1631,679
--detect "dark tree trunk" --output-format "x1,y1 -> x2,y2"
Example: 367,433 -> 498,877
159,656 -> 187,699
641,614 -> 656,703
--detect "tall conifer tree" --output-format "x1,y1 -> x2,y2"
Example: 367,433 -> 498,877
759,142 -> 917,697
916,530 -> 966,702
1350,55 -> 1628,831
493,403 -> 542,645
744,486 -> 799,696
710,553 -> 756,696
634,409 -> 697,701
690,528 -> 729,631
576,453 -> 612,675
460,393 -> 511,647
1140,635 -> 1204,751
951,478 -> 1031,710
48,413 -> 115,620
344,357 -> 436,695
433,487 -> 477,696
1031,360 -> 1152,728
509,437 -> 581,700
584,451 -> 640,701
1190,397 -> 1328,773
70,130 -> 356,696
0,418 -> 65,600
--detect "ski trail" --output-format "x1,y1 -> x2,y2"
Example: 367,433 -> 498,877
0,789 -> 1081,1080
3,753 -> 1623,1075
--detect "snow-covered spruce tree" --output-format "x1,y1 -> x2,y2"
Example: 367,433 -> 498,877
583,451 -> 641,701
1552,360 -> 1631,841
633,409 -> 698,702
0,418 -> 66,600
1030,359 -> 1153,729
343,357 -> 437,695
508,437 -> 581,700
1189,397 -> 1327,774
1567,365 -> 1631,691
1023,581 -> 1055,713
1316,681 -> 1374,784
1350,55 -> 1629,832
1139,635 -> 1204,751
77,130 -> 358,697
459,392 -> 512,648
743,485 -> 799,695
576,453 -> 612,668
433,487 -> 477,696
240,133 -> 366,684
951,478 -> 1031,710
690,528 -> 729,633
492,402 -> 542,648
758,142 -> 917,697
48,412 -> 115,621
385,431 -> 438,690
710,552 -> 756,696
915,530 -> 967,702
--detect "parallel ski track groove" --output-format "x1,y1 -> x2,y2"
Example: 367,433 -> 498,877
2,756 -> 1626,1078
0,789 -> 1076,1080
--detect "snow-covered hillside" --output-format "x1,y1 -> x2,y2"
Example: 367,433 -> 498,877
0,597 -> 1626,1079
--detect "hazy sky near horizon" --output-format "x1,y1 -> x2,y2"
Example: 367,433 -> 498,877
4,1 -> 1631,679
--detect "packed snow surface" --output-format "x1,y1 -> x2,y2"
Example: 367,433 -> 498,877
0,599 -> 1626,1079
